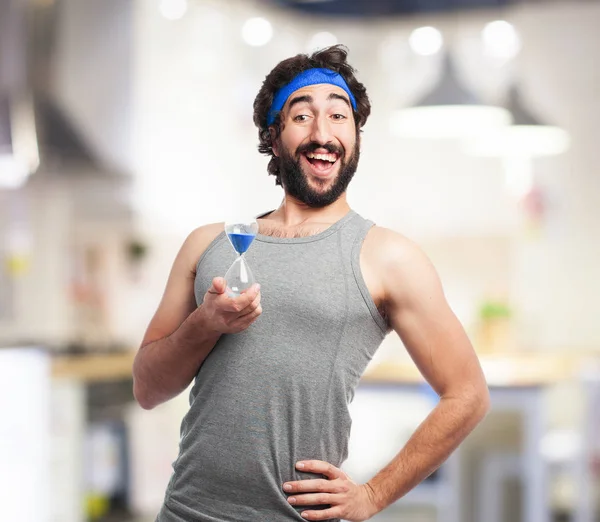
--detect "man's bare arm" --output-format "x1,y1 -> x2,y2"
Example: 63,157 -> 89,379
133,223 -> 262,410
363,228 -> 490,512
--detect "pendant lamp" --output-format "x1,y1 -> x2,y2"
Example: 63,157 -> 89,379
0,94 -> 39,189
390,53 -> 512,139
465,84 -> 570,157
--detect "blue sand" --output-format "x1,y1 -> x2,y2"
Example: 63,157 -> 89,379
228,232 -> 256,254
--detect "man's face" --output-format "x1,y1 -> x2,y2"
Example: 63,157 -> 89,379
272,83 -> 360,208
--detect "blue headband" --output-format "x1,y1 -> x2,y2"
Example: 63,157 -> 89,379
266,68 -> 357,126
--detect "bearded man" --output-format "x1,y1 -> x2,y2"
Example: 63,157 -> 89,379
133,45 -> 490,522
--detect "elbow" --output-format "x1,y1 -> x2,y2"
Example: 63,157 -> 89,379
479,386 -> 492,418
132,349 -> 157,410
452,381 -> 490,423
132,355 -> 157,410
133,379 -> 156,410
471,382 -> 491,421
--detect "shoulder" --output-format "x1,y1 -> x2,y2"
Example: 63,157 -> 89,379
179,222 -> 225,275
363,225 -> 429,268
364,225 -> 441,304
187,222 -> 225,246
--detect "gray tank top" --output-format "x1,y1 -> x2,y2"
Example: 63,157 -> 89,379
159,210 -> 387,522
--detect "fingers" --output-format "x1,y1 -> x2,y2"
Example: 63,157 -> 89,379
226,284 -> 261,313
239,283 -> 260,299
202,281 -> 262,333
296,461 -> 345,480
207,283 -> 259,313
287,493 -> 342,508
281,462 -> 366,521
284,479 -> 347,494
237,290 -> 262,317
229,304 -> 262,331
207,277 -> 227,295
296,507 -> 340,520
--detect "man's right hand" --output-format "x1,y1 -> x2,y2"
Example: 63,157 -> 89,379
195,277 -> 262,334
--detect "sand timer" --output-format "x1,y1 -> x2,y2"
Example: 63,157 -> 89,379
224,218 -> 258,297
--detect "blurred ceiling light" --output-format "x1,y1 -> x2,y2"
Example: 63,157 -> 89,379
307,31 -> 338,52
466,85 -> 570,157
0,95 -> 39,190
540,429 -> 581,465
482,20 -> 521,61
503,156 -> 535,198
0,155 -> 29,189
409,26 -> 443,56
390,54 -> 511,139
466,85 -> 570,198
159,0 -> 187,21
242,17 -> 273,47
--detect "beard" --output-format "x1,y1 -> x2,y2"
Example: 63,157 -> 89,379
277,137 -> 360,208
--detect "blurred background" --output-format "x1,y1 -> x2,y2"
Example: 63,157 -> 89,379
1,0 -> 599,521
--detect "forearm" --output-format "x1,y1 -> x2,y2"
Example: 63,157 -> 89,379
366,389 -> 490,512
133,310 -> 221,409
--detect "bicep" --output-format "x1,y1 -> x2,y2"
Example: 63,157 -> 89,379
386,246 -> 486,398
140,225 -> 220,347
141,251 -> 197,347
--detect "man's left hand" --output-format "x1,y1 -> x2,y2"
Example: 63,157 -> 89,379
283,460 -> 379,521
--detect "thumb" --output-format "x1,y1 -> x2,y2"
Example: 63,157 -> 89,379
208,277 -> 227,295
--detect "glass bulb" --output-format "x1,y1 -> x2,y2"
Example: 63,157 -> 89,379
224,218 -> 258,297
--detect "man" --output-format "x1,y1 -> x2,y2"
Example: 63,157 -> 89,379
133,45 -> 490,522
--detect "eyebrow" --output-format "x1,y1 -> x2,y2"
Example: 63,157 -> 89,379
287,95 -> 313,111
287,92 -> 352,112
328,92 -> 352,109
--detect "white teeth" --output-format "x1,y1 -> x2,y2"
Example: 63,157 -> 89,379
306,152 -> 337,163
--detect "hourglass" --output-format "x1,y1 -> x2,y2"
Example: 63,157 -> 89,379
224,218 -> 259,297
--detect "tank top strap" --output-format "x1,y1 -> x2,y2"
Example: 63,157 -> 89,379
335,210 -> 373,256
335,212 -> 388,334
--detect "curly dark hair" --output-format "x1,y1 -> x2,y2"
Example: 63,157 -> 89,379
253,45 -> 371,186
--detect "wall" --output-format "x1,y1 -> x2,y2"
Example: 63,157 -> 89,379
507,3 -> 600,351
0,177 -> 72,345
3,0 -> 598,358
0,169 -> 135,348
52,0 -> 135,175
130,0 -> 600,356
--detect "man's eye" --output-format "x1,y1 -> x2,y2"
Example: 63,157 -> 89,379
332,114 -> 347,120
293,115 -> 309,122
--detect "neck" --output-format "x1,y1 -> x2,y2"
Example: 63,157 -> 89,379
268,193 -> 351,227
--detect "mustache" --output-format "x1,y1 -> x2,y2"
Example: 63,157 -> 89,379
296,142 -> 344,157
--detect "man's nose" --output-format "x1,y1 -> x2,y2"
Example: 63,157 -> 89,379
309,114 -> 333,145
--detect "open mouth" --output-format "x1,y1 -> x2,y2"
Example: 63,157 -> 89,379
302,151 -> 340,178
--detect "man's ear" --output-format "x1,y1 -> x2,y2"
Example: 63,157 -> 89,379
269,127 -> 279,157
